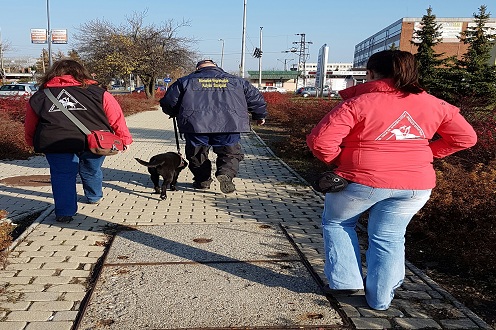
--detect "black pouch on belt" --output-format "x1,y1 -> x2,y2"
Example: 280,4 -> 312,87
311,171 -> 349,193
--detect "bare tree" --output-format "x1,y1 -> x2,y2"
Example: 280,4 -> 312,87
73,10 -> 197,98
0,39 -> 12,83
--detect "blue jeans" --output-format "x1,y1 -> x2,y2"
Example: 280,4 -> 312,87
45,152 -> 106,216
321,183 -> 431,310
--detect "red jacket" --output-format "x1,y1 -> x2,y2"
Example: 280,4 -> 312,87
306,79 -> 477,189
25,75 -> 133,150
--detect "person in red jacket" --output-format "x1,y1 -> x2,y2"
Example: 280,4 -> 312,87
307,50 -> 477,310
25,59 -> 133,223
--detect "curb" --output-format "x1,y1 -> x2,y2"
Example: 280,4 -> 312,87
7,205 -> 54,252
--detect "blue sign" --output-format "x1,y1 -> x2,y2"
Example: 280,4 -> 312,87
164,78 -> 172,83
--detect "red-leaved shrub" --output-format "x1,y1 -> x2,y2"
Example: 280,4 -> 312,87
0,93 -> 159,160
0,96 -> 29,122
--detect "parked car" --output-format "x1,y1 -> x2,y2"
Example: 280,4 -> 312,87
0,83 -> 38,97
295,86 -> 338,98
133,86 -> 145,93
258,86 -> 287,93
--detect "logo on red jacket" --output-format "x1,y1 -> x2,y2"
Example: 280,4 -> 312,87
48,89 -> 88,112
376,111 -> 425,141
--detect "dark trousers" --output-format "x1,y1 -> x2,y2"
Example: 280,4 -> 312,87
185,138 -> 244,183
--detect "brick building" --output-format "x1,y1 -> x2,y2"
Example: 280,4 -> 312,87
353,17 -> 496,68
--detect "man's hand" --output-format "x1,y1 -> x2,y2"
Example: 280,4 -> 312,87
256,118 -> 266,126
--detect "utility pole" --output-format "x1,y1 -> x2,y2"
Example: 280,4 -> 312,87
46,0 -> 52,67
258,26 -> 263,88
240,0 -> 247,78
293,33 -> 312,87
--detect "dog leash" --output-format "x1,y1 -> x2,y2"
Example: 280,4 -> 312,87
172,117 -> 182,156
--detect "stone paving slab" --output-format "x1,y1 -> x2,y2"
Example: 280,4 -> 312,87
0,108 -> 493,330
77,223 -> 343,329
78,263 -> 342,330
105,223 -> 299,264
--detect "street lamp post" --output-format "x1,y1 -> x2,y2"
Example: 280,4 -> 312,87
240,0 -> 247,78
258,26 -> 263,88
219,39 -> 225,68
277,58 -> 294,71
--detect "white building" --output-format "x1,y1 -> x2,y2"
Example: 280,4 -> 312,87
293,62 -> 366,90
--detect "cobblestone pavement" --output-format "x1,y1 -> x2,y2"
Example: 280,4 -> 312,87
0,108 -> 492,329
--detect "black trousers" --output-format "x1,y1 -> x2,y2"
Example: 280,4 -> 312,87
185,141 -> 244,183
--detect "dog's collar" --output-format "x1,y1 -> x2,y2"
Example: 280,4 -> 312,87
176,152 -> 186,167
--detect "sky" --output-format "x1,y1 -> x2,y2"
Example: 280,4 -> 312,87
0,1 -> 494,73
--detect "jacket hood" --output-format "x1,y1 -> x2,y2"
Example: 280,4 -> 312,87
339,78 -> 396,100
45,75 -> 98,87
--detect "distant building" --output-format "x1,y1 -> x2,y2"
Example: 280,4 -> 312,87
1,57 -> 38,84
248,63 -> 366,92
353,17 -> 496,68
247,70 -> 300,92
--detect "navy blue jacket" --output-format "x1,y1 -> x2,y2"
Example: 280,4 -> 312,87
160,66 -> 267,133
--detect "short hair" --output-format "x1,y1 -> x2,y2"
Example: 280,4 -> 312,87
196,59 -> 217,69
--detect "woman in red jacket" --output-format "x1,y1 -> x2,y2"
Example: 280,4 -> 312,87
25,59 -> 133,223
307,50 -> 477,310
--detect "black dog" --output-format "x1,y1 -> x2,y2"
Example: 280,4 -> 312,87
135,152 -> 188,200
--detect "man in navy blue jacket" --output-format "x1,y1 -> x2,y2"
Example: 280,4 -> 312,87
160,59 -> 267,193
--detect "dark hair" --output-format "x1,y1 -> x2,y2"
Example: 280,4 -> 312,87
196,59 -> 217,69
38,59 -> 94,88
366,50 -> 423,94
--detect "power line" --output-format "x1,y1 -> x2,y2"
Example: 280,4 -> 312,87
283,33 -> 312,85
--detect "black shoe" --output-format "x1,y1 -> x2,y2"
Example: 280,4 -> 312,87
322,285 -> 360,295
55,216 -> 73,223
193,178 -> 212,189
217,174 -> 235,194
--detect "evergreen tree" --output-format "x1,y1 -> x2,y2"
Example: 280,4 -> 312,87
460,5 -> 495,74
411,6 -> 445,90
456,5 -> 496,109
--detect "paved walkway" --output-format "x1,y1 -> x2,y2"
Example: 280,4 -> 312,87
0,108 -> 492,329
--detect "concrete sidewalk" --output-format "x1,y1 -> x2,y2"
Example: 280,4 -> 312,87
0,108 -> 492,329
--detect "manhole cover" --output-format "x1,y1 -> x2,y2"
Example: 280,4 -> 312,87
0,175 -> 51,187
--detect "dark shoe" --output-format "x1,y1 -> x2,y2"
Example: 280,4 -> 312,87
193,178 -> 212,189
86,199 -> 101,205
217,174 -> 235,194
323,285 -> 360,295
55,216 -> 73,223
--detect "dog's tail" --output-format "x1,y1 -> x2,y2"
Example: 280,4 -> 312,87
135,157 -> 165,168
135,158 -> 151,167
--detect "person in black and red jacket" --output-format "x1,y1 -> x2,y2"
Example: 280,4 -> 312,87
25,59 -> 133,223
